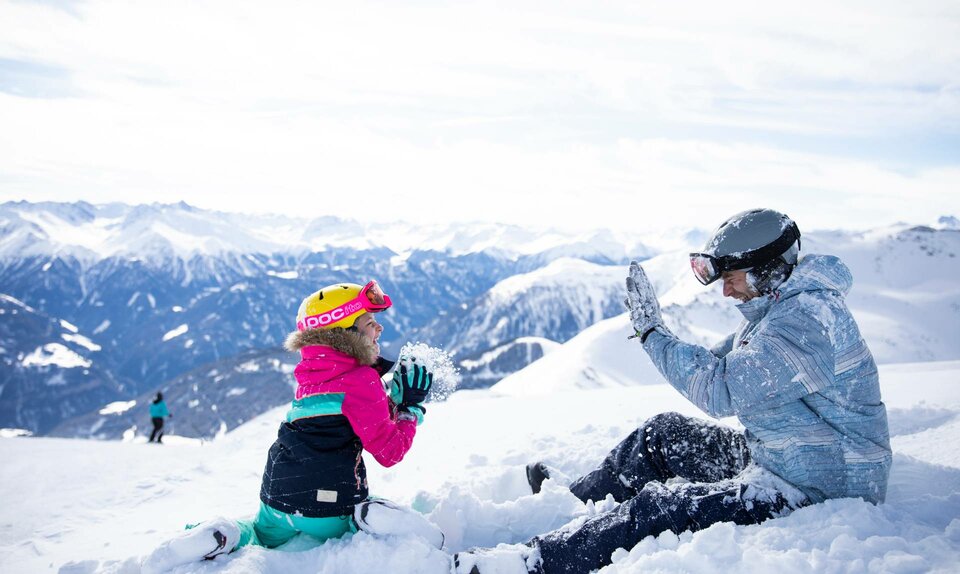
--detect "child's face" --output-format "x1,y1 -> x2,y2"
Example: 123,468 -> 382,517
354,313 -> 383,353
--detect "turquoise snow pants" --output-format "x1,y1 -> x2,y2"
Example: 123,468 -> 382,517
235,501 -> 357,549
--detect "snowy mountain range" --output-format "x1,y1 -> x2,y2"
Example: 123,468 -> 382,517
0,200 -> 656,262
1,201 -> 958,441
0,201 -> 660,437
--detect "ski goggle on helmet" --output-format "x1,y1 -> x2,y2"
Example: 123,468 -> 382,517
296,281 -> 392,331
689,209 -> 801,286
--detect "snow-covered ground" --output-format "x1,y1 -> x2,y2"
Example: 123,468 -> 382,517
2,360 -> 959,574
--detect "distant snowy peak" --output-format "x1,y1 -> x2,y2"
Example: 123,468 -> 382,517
937,215 -> 959,230
0,200 -> 662,263
806,224 -> 959,290
1,201 -> 297,261
489,257 -> 626,301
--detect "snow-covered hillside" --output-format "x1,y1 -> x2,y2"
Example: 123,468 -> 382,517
1,361 -> 958,574
806,225 -> 960,362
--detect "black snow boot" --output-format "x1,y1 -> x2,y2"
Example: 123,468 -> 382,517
526,462 -> 551,494
452,545 -> 543,574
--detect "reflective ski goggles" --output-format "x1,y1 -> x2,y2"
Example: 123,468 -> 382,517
358,280 -> 391,311
689,253 -> 726,286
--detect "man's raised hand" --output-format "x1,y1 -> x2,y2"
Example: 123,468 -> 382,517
625,260 -> 663,341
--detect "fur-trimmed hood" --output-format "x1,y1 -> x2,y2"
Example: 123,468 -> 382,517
284,327 -> 379,366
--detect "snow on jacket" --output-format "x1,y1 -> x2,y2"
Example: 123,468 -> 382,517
149,400 -> 168,419
643,254 -> 891,504
259,328 -> 417,518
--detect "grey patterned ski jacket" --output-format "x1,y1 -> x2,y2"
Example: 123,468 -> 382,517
642,254 -> 891,503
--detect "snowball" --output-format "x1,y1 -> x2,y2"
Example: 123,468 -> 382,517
397,342 -> 461,401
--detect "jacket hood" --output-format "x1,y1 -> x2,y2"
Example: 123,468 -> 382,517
779,254 -> 852,298
736,254 -> 852,320
284,327 -> 379,366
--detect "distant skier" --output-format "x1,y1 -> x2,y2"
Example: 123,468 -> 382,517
141,281 -> 443,574
454,209 -> 892,574
147,392 -> 170,444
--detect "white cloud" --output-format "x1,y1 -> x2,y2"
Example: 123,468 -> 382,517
0,0 -> 957,232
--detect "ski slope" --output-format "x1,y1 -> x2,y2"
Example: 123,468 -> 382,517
2,361 -> 959,573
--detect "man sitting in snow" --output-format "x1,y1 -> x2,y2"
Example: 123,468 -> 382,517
454,208 -> 892,574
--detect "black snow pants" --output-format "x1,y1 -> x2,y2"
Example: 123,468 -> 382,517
149,417 -> 164,443
533,412 -> 801,574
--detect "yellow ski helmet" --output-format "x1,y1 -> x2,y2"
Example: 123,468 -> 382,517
295,280 -> 392,331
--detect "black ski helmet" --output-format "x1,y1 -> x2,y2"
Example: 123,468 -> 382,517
690,208 -> 801,294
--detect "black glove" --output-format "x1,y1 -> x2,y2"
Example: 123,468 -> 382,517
393,363 -> 433,407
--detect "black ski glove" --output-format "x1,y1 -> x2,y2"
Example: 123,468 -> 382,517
394,363 -> 434,407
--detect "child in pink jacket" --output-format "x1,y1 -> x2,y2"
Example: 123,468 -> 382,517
143,281 -> 440,573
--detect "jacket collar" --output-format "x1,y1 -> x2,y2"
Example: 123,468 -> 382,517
284,327 -> 379,366
736,293 -> 775,322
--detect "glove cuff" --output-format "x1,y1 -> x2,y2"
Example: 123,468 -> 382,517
398,404 -> 425,425
640,326 -> 658,343
639,324 -> 672,344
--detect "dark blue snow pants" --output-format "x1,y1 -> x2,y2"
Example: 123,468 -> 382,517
533,412 -> 800,574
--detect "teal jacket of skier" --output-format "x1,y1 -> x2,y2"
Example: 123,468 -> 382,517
642,254 -> 892,504
149,399 -> 169,419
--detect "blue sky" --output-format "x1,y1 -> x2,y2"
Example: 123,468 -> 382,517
0,0 -> 958,232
